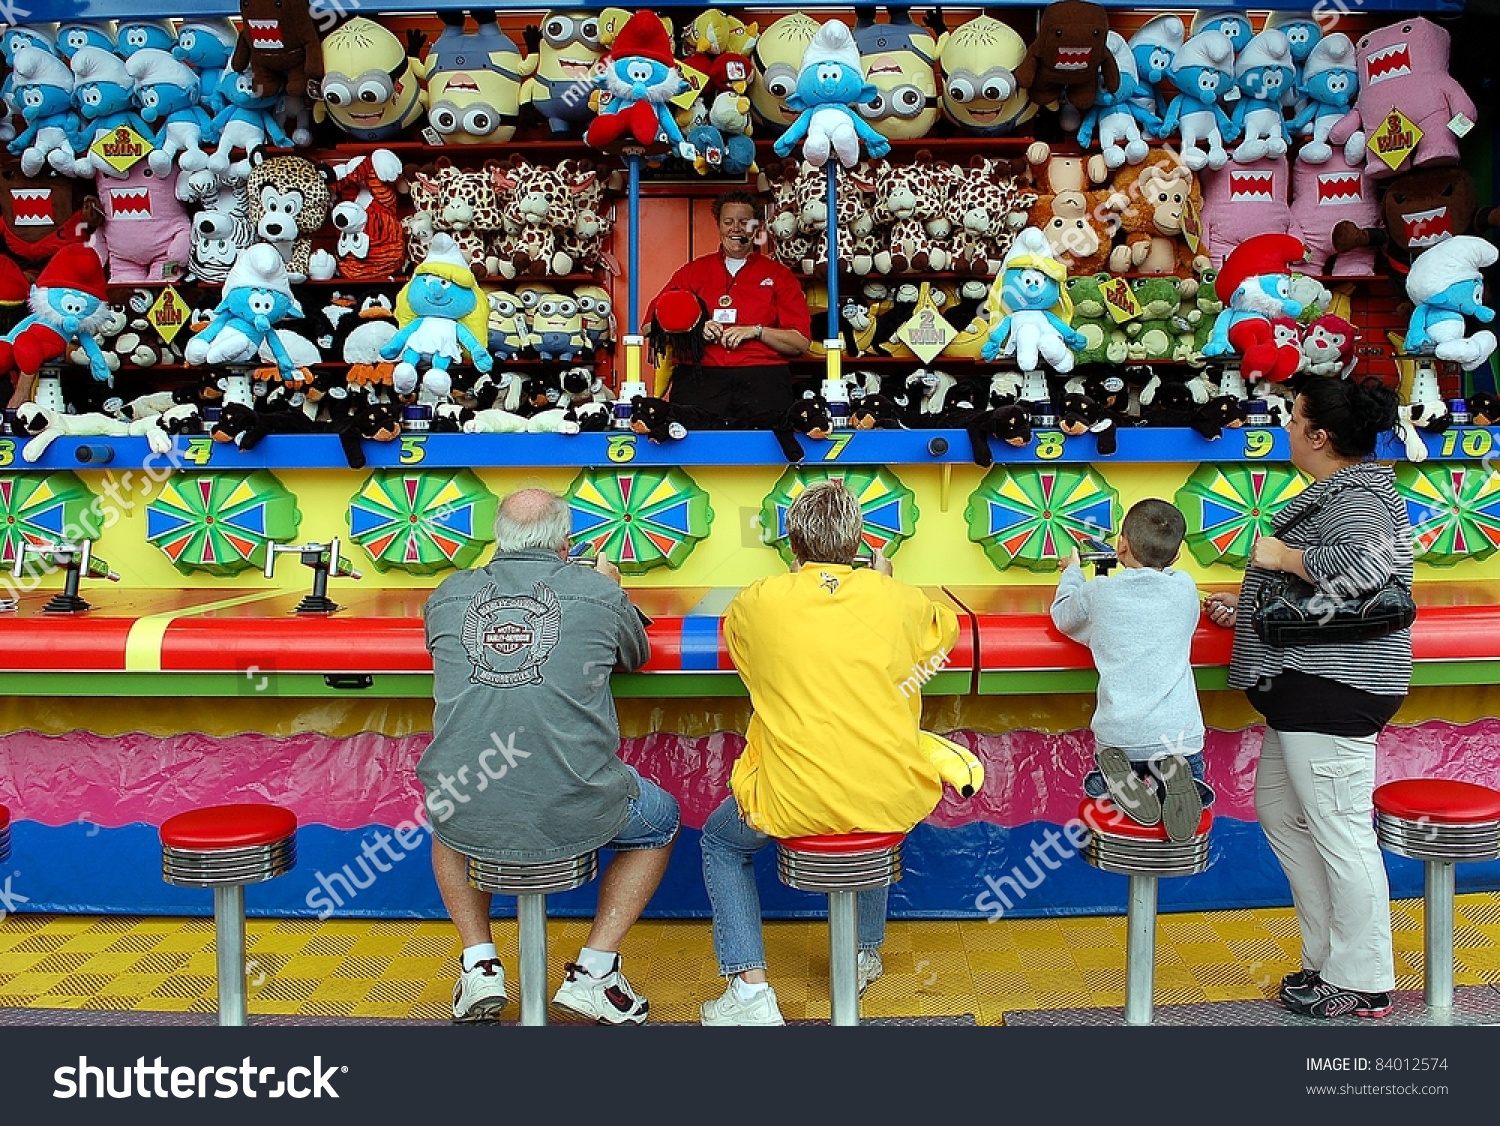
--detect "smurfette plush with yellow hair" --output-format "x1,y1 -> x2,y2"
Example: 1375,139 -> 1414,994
382,234 -> 494,399
980,228 -> 1084,374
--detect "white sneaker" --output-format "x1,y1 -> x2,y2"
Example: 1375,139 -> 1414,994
857,950 -> 883,997
700,980 -> 786,1027
452,958 -> 508,1023
552,958 -> 649,1025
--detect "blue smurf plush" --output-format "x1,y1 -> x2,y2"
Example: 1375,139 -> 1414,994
1266,10 -> 1322,110
383,234 -> 494,399
205,65 -> 296,178
184,242 -> 305,381
69,46 -> 153,178
1126,14 -> 1184,120
54,21 -> 117,61
116,21 -> 178,56
1188,11 -> 1251,57
127,49 -> 212,175
8,47 -> 82,178
0,25 -> 58,143
1158,30 -> 1237,172
773,19 -> 889,168
979,228 -> 1084,374
1078,32 -> 1159,170
1230,30 -> 1294,163
1404,235 -> 1499,371
174,20 -> 239,112
1289,34 -> 1357,165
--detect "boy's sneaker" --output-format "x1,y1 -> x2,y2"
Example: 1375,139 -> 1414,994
552,957 -> 649,1025
1282,978 -> 1392,1019
700,980 -> 786,1026
1095,746 -> 1161,827
1156,753 -> 1203,842
452,958 -> 508,1023
1279,968 -> 1321,1002
857,949 -> 883,996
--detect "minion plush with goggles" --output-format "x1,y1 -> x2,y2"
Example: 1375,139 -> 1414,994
521,10 -> 607,135
415,11 -> 531,145
316,16 -> 424,142
936,13 -> 1035,137
853,7 -> 940,141
748,12 -> 819,134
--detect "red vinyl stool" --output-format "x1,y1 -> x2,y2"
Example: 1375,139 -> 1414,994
160,804 -> 297,1026
467,852 -> 599,1026
777,832 -> 904,1026
1079,799 -> 1213,1025
1374,779 -> 1500,1010
0,804 -> 10,864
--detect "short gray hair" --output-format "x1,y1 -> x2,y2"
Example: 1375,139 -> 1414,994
786,481 -> 863,564
494,488 -> 571,553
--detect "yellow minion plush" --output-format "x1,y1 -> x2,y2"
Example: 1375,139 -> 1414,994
937,14 -> 1035,136
748,12 -> 819,133
416,11 -> 532,145
317,16 -> 425,141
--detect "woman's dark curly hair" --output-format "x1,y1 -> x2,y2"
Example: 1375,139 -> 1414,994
1297,375 -> 1401,459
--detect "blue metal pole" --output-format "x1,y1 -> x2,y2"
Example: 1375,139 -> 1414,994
825,163 -> 839,342
628,153 -> 641,332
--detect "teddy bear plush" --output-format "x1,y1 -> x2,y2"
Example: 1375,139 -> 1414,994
1015,0 -> 1119,122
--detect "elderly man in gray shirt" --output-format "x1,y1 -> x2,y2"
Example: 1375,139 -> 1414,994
418,488 -> 678,1024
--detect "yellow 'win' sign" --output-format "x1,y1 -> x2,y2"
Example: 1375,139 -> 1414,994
894,282 -> 957,364
1101,275 -> 1142,324
90,125 -> 152,174
148,286 -> 188,344
673,62 -> 709,111
1368,109 -> 1423,173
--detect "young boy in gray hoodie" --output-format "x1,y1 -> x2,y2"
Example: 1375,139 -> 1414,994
1050,498 -> 1214,842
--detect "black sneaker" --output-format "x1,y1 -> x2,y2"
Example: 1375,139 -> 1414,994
1283,979 -> 1392,1019
1095,746 -> 1161,827
1279,968 -> 1321,1002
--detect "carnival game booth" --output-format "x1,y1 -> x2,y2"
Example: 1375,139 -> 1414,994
0,0 -> 1497,923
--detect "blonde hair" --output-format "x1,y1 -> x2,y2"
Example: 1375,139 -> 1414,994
787,481 -> 863,564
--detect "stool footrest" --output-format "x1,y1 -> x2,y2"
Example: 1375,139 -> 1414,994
1084,832 -> 1210,878
777,843 -> 903,893
469,852 -> 599,895
1376,813 -> 1500,863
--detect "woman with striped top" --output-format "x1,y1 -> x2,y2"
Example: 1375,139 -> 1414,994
1205,376 -> 1412,1020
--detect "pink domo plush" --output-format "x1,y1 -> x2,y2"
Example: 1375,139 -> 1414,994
1200,154 -> 1300,269
1328,17 -> 1475,180
1290,150 -> 1378,276
89,164 -> 192,283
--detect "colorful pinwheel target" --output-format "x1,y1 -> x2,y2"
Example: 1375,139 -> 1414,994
146,472 -> 301,576
1396,462 -> 1500,567
759,466 -> 919,565
347,470 -> 498,575
965,465 -> 1119,573
0,472 -> 99,568
1176,464 -> 1309,569
568,467 -> 714,575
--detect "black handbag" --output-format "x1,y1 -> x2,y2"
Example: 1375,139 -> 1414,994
1251,494 -> 1417,647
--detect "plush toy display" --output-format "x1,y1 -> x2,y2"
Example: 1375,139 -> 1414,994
7,47 -> 80,178
748,12 -> 820,134
935,13 -> 1033,137
1159,30 -> 1237,171
1230,30 -> 1294,163
1290,149 -> 1378,276
521,9 -> 609,135
183,242 -> 305,382
1328,17 -> 1474,180
68,46 -> 153,179
246,153 -> 334,284
773,19 -> 889,168
1200,155 -> 1299,270
1125,14 -> 1184,120
205,65 -> 298,176
979,227 -> 1083,375
1202,232 -> 1311,383
1403,235 -> 1498,371
1077,32 -> 1157,169
233,0 -> 323,100
127,49 -> 213,175
317,17 -> 423,142
89,163 -> 191,283
330,150 -> 405,282
1289,33 -> 1358,164
0,244 -> 113,382
1332,165 -> 1499,278
1015,0 -> 1118,121
416,11 -> 528,146
383,233 -> 494,398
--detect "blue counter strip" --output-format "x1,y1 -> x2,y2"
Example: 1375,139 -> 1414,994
680,617 -> 724,672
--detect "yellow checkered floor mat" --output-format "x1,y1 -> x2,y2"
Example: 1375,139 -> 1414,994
1,895 -> 1496,1025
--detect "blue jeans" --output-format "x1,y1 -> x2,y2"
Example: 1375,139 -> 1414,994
700,794 -> 887,976
608,766 -> 680,851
